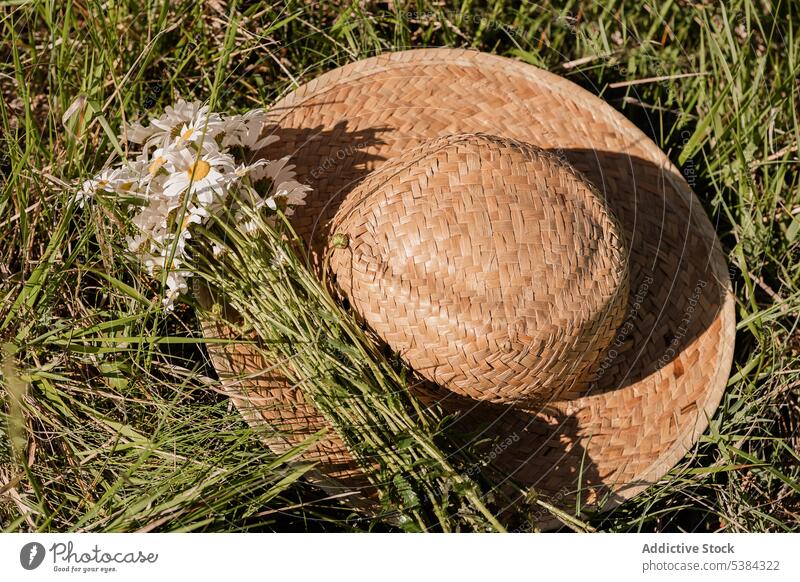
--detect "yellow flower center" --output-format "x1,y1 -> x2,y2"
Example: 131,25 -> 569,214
181,127 -> 194,140
187,160 -> 211,181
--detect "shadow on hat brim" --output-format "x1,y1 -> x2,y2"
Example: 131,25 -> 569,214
198,48 -> 735,528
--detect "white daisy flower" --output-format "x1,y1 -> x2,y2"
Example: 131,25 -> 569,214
75,166 -> 138,205
249,156 -> 298,187
272,180 -> 310,217
221,109 -> 278,150
83,98 -> 312,310
233,158 -> 269,179
124,121 -> 155,145
142,147 -> 171,179
173,116 -> 225,148
126,231 -> 150,254
162,146 -> 235,202
123,99 -> 223,152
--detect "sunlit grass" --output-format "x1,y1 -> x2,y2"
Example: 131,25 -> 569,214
1,0 -> 798,532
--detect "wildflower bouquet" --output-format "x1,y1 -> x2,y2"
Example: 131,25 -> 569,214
77,99 -> 309,309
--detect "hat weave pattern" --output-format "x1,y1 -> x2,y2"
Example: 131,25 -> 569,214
329,133 -> 630,407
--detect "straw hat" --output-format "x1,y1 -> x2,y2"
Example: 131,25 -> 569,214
199,48 -> 735,525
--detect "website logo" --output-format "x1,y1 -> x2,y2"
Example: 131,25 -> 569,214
20,542 -> 46,570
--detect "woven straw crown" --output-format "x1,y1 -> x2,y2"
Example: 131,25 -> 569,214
328,134 -> 630,407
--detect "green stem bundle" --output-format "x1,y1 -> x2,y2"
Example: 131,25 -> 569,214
192,209 -> 506,532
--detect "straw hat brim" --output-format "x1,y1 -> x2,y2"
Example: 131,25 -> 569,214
199,48 -> 735,526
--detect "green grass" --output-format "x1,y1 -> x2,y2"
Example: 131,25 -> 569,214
1,0 -> 799,532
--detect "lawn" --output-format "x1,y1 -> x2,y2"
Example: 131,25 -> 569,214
0,0 -> 798,532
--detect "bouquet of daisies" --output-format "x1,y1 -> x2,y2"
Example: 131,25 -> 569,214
77,99 -> 310,309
